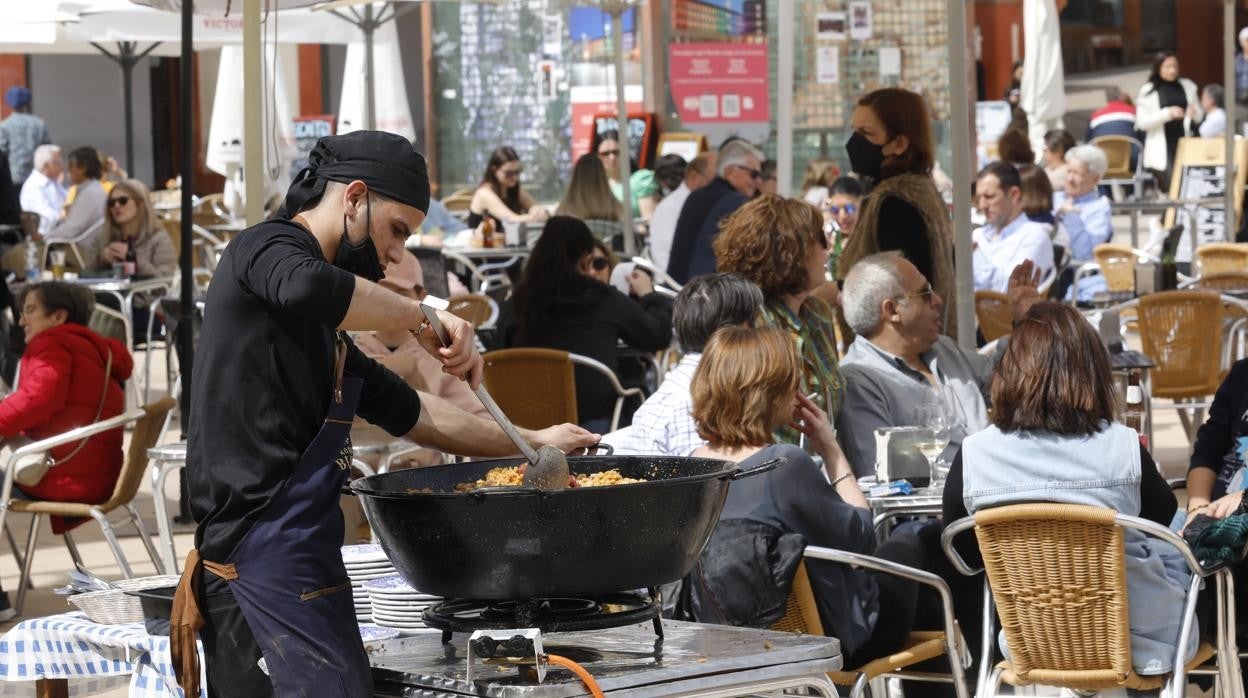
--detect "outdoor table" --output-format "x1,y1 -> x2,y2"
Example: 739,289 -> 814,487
0,612 -> 206,697
866,487 -> 944,543
1110,196 -> 1226,251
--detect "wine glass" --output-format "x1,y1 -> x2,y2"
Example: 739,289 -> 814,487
913,402 -> 951,488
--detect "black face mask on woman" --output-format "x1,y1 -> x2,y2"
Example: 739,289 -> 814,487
845,132 -> 887,181
336,195 -> 385,283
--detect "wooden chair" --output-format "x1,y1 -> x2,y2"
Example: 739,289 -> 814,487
974,291 -> 1013,342
771,547 -> 970,698
1093,243 -> 1137,294
446,294 -> 498,329
1,396 -> 177,612
482,348 -> 578,431
942,503 -> 1231,697
482,349 -> 644,432
1136,290 -> 1224,442
1197,243 -> 1248,277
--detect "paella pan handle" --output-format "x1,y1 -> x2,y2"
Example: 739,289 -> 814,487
580,442 -> 615,456
728,456 -> 784,481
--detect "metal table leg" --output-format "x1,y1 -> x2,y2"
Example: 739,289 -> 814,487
150,457 -> 186,575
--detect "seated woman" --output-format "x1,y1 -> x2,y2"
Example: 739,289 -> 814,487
555,153 -> 626,242
499,216 -> 672,433
690,324 -> 948,667
943,302 -> 1195,677
90,178 -> 177,342
467,146 -> 550,230
714,195 -> 842,444
0,281 -> 133,618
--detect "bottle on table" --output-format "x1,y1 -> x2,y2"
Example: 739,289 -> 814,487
1123,370 -> 1148,449
480,218 -> 495,249
123,238 -> 137,278
1157,225 -> 1182,292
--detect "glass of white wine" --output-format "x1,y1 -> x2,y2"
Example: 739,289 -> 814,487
913,403 -> 951,488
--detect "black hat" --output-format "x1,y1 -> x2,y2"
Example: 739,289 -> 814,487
276,131 -> 431,219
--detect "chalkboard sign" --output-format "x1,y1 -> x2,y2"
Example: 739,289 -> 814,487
1164,137 -> 1248,253
290,115 -> 336,180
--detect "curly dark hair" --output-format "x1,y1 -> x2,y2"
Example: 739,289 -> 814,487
713,195 -> 827,298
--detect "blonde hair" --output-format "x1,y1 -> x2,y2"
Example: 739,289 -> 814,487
556,153 -> 625,222
104,178 -> 162,245
800,158 -> 840,192
692,325 -> 800,449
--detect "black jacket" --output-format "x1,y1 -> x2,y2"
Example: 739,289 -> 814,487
666,177 -> 744,284
1190,358 -> 1248,501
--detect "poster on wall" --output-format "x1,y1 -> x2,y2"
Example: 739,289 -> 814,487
816,12 -> 847,41
849,2 -> 872,40
816,47 -> 839,85
668,43 -> 769,125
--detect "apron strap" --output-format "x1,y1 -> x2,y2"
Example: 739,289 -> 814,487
171,548 -> 240,697
333,332 -> 348,404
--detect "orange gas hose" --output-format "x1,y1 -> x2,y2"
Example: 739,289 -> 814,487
547,654 -> 605,698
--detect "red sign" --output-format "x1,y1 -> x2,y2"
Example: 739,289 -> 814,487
571,100 -> 644,161
668,43 -> 769,124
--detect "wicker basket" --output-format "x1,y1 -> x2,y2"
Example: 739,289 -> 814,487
68,575 -> 182,625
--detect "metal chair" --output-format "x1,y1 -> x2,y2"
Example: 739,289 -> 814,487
771,549 -> 971,698
974,290 -> 1013,342
41,218 -> 104,271
942,503 -> 1235,697
482,348 -> 644,432
1,396 -> 177,611
1091,135 -> 1151,200
1093,243 -> 1138,294
1136,290 -> 1225,442
441,249 -> 519,294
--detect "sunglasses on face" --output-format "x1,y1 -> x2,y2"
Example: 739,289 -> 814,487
732,165 -> 762,180
500,166 -> 523,177
107,196 -> 131,208
598,149 -> 621,158
825,203 -> 858,215
590,257 -> 610,271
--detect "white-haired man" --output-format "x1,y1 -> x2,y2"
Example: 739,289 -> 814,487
19,144 -> 66,234
835,252 -> 1042,474
1054,144 -> 1113,262
666,139 -> 764,283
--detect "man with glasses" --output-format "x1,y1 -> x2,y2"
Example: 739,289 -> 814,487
835,252 -> 1041,474
666,139 -> 764,284
648,151 -> 716,273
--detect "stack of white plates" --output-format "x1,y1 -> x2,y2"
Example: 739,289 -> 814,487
362,574 -> 441,633
342,544 -> 397,623
358,622 -> 401,646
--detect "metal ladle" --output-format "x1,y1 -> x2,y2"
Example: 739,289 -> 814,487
417,303 -> 570,489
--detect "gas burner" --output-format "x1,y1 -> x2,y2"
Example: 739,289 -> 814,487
422,589 -> 664,643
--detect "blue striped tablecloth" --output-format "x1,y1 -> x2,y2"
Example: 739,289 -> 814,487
0,612 -> 205,697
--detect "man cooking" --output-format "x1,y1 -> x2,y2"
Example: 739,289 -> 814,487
170,131 -> 597,697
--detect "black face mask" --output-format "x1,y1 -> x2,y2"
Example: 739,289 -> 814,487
336,195 -> 386,283
846,131 -> 887,181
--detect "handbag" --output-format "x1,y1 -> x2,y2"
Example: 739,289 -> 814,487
12,348 -> 114,488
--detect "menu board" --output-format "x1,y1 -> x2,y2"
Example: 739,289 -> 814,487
1165,137 -> 1248,250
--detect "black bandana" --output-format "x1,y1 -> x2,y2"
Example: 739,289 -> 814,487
276,131 -> 431,219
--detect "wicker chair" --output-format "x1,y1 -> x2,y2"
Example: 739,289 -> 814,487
1136,290 -> 1224,442
1196,243 -> 1248,278
1093,243 -> 1137,294
974,291 -> 1013,342
941,503 -> 1229,696
482,348 -> 643,432
440,187 -> 475,215
446,294 -> 498,329
1091,135 -> 1150,200
0,396 -> 176,612
770,547 -> 970,698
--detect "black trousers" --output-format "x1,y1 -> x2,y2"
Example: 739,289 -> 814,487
199,573 -> 273,697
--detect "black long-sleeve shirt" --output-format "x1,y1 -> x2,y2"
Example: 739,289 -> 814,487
1189,358 -> 1248,501
666,177 -> 739,284
189,220 -> 421,561
875,196 -> 935,287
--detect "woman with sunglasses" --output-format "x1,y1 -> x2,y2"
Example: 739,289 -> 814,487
597,130 -> 664,220
714,195 -> 843,446
467,146 -> 550,230
499,216 -> 673,433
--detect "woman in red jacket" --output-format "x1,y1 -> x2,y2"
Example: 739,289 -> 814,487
0,282 -> 133,618
4,282 -> 133,502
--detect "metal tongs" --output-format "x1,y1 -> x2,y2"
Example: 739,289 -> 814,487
416,300 -> 571,490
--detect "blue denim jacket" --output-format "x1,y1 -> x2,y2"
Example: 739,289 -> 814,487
961,423 -> 1198,675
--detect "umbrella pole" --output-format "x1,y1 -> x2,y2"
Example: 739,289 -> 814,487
364,3 -> 377,131
178,0 -> 195,451
244,0 -> 264,224
91,41 -> 161,181
610,5 -> 634,256
776,0 -> 794,196
1226,0 -> 1237,243
947,0 -> 976,351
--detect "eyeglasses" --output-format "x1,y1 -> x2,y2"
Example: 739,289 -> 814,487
107,196 -> 131,208
731,165 -> 762,180
598,149 -> 621,158
825,202 -> 857,215
896,282 -> 936,305
591,257 -> 611,271
500,166 -> 523,177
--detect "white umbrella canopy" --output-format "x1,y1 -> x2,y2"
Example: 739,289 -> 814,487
1020,0 -> 1066,154
71,0 -> 362,46
337,20 -> 415,140
129,0 -> 321,10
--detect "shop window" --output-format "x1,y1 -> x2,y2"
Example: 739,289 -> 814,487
1060,0 -> 1125,28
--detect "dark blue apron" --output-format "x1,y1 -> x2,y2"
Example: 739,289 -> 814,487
220,366 -> 370,696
